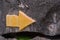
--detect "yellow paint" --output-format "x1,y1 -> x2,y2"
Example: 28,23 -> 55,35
18,11 -> 36,30
6,11 -> 36,30
6,15 -> 18,27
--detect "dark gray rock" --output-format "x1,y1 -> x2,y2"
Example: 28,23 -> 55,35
0,0 -> 60,40
22,0 -> 60,36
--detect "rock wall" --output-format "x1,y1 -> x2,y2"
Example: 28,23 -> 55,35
0,0 -> 60,40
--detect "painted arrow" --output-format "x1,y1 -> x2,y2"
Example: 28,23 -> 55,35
6,11 -> 36,31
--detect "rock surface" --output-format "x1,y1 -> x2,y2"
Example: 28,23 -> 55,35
0,0 -> 60,40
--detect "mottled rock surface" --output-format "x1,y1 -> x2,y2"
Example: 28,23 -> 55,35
0,0 -> 60,40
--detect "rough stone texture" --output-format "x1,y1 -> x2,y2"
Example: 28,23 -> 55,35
0,0 -> 60,40
22,0 -> 60,36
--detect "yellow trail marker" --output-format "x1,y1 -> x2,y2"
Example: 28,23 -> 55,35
18,11 -> 36,30
6,11 -> 36,31
6,15 -> 18,27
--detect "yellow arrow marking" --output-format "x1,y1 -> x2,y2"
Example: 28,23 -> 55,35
6,15 -> 18,27
18,11 -> 36,30
6,11 -> 36,30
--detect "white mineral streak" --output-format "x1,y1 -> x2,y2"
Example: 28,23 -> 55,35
19,2 -> 25,8
48,13 -> 57,36
48,23 -> 57,36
